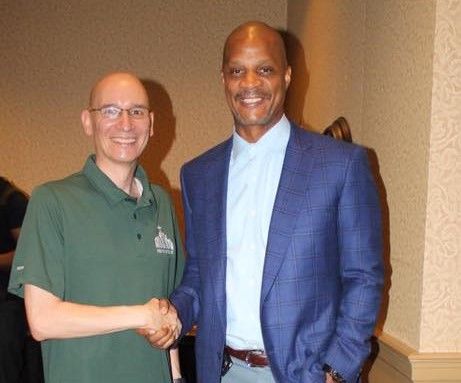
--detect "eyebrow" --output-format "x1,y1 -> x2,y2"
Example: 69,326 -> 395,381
97,103 -> 149,109
225,58 -> 276,66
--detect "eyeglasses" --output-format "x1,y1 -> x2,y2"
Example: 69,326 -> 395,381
88,105 -> 150,120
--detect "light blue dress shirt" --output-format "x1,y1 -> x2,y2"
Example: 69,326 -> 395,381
226,115 -> 290,350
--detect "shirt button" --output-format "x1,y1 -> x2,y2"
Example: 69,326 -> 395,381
137,233 -> 142,240
133,213 -> 137,219
250,209 -> 256,217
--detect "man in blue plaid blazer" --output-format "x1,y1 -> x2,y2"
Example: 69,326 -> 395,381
169,22 -> 383,383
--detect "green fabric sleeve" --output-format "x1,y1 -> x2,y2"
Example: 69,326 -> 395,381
8,184 -> 65,299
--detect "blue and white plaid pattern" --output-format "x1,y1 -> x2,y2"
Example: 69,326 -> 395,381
171,123 -> 383,383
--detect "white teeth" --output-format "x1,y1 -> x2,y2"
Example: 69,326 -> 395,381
242,97 -> 262,104
113,138 -> 136,144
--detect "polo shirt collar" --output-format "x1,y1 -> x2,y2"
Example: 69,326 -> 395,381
83,155 -> 155,207
231,114 -> 290,162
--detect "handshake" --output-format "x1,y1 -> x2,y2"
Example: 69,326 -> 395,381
137,298 -> 182,349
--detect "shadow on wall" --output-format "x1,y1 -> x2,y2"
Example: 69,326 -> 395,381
368,148 -> 392,335
367,147 -> 392,334
323,117 -> 391,383
281,30 -> 310,130
361,148 -> 391,383
139,79 -> 184,234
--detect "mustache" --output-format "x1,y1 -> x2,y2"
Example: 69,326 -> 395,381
235,90 -> 270,100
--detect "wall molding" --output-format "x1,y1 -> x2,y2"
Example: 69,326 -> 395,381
369,333 -> 461,382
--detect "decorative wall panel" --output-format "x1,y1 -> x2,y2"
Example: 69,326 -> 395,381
421,0 -> 461,352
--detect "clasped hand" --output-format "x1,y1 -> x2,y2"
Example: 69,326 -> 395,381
137,298 -> 181,349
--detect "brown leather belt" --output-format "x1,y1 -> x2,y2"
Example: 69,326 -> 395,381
225,346 -> 269,367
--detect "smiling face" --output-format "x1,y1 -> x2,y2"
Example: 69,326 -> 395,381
81,73 -> 153,174
221,23 -> 291,139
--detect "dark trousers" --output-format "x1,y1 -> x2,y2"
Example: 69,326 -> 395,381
0,297 -> 44,383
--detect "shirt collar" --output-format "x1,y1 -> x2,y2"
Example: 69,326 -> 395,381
82,155 -> 156,207
231,114 -> 290,162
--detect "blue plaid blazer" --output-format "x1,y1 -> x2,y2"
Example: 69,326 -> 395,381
171,123 -> 383,383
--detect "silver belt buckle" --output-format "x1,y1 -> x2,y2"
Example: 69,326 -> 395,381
245,349 -> 265,367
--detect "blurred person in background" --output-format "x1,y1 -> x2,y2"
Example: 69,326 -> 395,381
0,176 -> 43,383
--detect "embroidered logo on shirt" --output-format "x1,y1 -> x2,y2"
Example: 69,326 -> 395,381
154,226 -> 174,255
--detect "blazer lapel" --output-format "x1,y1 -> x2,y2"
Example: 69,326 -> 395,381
205,138 -> 232,329
261,125 -> 315,303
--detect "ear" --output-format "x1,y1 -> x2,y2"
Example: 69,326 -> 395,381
284,66 -> 292,89
81,109 -> 94,137
149,111 -> 154,137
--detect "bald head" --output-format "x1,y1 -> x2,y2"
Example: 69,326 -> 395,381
88,72 -> 149,109
222,21 -> 288,69
220,21 -> 291,140
81,71 -> 154,174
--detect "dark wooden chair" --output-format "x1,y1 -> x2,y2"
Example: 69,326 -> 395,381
323,116 -> 352,142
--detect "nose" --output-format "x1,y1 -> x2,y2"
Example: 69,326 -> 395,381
241,70 -> 261,88
119,110 -> 132,130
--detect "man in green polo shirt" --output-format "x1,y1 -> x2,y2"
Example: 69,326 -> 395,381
8,72 -> 185,383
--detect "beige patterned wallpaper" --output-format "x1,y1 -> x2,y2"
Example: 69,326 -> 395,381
421,0 -> 461,352
0,1 -> 287,201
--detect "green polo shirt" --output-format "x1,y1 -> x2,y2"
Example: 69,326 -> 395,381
9,156 -> 184,383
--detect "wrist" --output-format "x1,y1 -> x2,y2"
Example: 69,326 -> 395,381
322,364 -> 345,383
115,304 -> 148,330
139,303 -> 155,328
